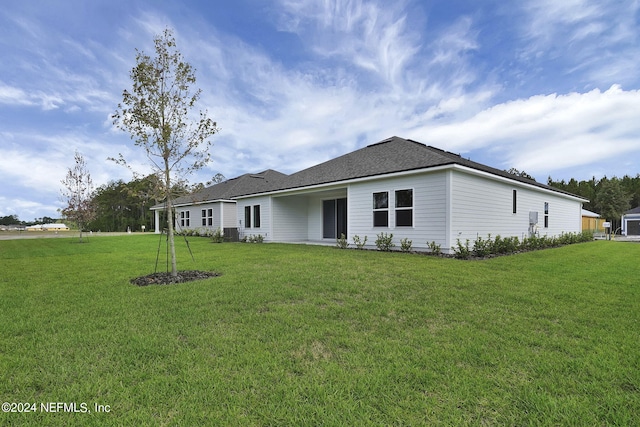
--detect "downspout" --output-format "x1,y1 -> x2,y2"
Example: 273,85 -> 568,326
445,170 -> 453,253
220,202 -> 224,236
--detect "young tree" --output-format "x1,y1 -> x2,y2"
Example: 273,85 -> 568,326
60,151 -> 97,242
112,28 -> 219,277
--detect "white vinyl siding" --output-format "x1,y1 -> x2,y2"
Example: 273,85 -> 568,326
222,202 -> 237,228
272,195 -> 309,241
176,201 -> 237,232
348,172 -> 447,250
236,196 -> 271,239
449,170 -> 582,243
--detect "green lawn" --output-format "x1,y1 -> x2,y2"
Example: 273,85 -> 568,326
0,236 -> 638,425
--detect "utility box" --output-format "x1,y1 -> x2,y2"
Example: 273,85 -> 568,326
223,227 -> 240,242
529,211 -> 538,225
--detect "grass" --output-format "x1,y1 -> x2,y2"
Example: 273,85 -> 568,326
0,235 -> 639,425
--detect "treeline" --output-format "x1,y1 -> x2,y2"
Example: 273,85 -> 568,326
0,215 -> 59,226
547,174 -> 640,229
87,175 -> 165,232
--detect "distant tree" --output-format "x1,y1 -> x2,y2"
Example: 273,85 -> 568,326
190,173 -> 227,193
60,151 -> 97,242
548,176 -> 598,211
506,168 -> 536,181
89,176 -> 165,232
207,173 -> 226,186
112,28 -> 219,277
0,214 -> 20,225
595,178 -> 630,230
620,174 -> 640,209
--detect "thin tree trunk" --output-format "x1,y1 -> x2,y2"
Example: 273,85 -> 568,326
167,203 -> 177,277
165,167 -> 178,277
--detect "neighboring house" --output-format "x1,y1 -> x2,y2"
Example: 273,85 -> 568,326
581,209 -> 606,233
150,169 -> 286,236
152,136 -> 588,253
26,224 -> 70,231
0,224 -> 25,231
621,206 -> 640,236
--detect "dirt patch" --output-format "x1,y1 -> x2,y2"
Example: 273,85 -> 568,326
131,270 -> 221,286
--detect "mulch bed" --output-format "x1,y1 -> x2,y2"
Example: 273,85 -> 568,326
130,270 -> 221,286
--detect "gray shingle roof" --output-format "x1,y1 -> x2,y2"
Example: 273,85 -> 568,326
153,169 -> 287,208
154,136 -> 586,207
235,136 -> 584,199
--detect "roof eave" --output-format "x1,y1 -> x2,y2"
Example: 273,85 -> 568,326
234,162 -> 588,202
150,199 -> 237,210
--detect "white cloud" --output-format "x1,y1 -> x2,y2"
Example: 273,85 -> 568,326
0,129 -> 149,197
420,85 -> 640,175
0,196 -> 60,220
173,0 -> 493,180
0,84 -> 33,106
520,0 -> 640,87
275,0 -> 422,89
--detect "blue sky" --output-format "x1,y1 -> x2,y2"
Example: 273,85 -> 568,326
1,0 -> 640,221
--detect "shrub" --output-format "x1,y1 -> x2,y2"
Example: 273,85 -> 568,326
473,234 -> 492,257
454,231 -> 593,259
492,235 -> 519,254
242,234 -> 264,243
400,238 -> 412,253
452,239 -> 471,259
336,233 -> 349,249
375,232 -> 394,251
352,235 -> 368,250
580,230 -> 594,242
210,228 -> 224,243
427,241 -> 442,256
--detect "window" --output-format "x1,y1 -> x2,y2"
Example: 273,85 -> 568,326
395,189 -> 413,227
512,190 -> 517,214
544,202 -> 549,228
180,211 -> 190,227
244,206 -> 251,229
373,192 -> 389,227
253,205 -> 261,228
201,208 -> 213,226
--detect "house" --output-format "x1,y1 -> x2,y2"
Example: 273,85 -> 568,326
151,169 -> 286,235
26,224 -> 70,231
621,206 -> 640,236
581,209 -> 606,233
152,136 -> 587,253
0,224 -> 25,231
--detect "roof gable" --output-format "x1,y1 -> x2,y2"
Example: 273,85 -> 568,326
267,137 -> 455,192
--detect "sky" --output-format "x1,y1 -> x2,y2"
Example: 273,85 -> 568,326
1,0 -> 640,221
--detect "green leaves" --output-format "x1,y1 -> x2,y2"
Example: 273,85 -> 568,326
112,27 -> 220,275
